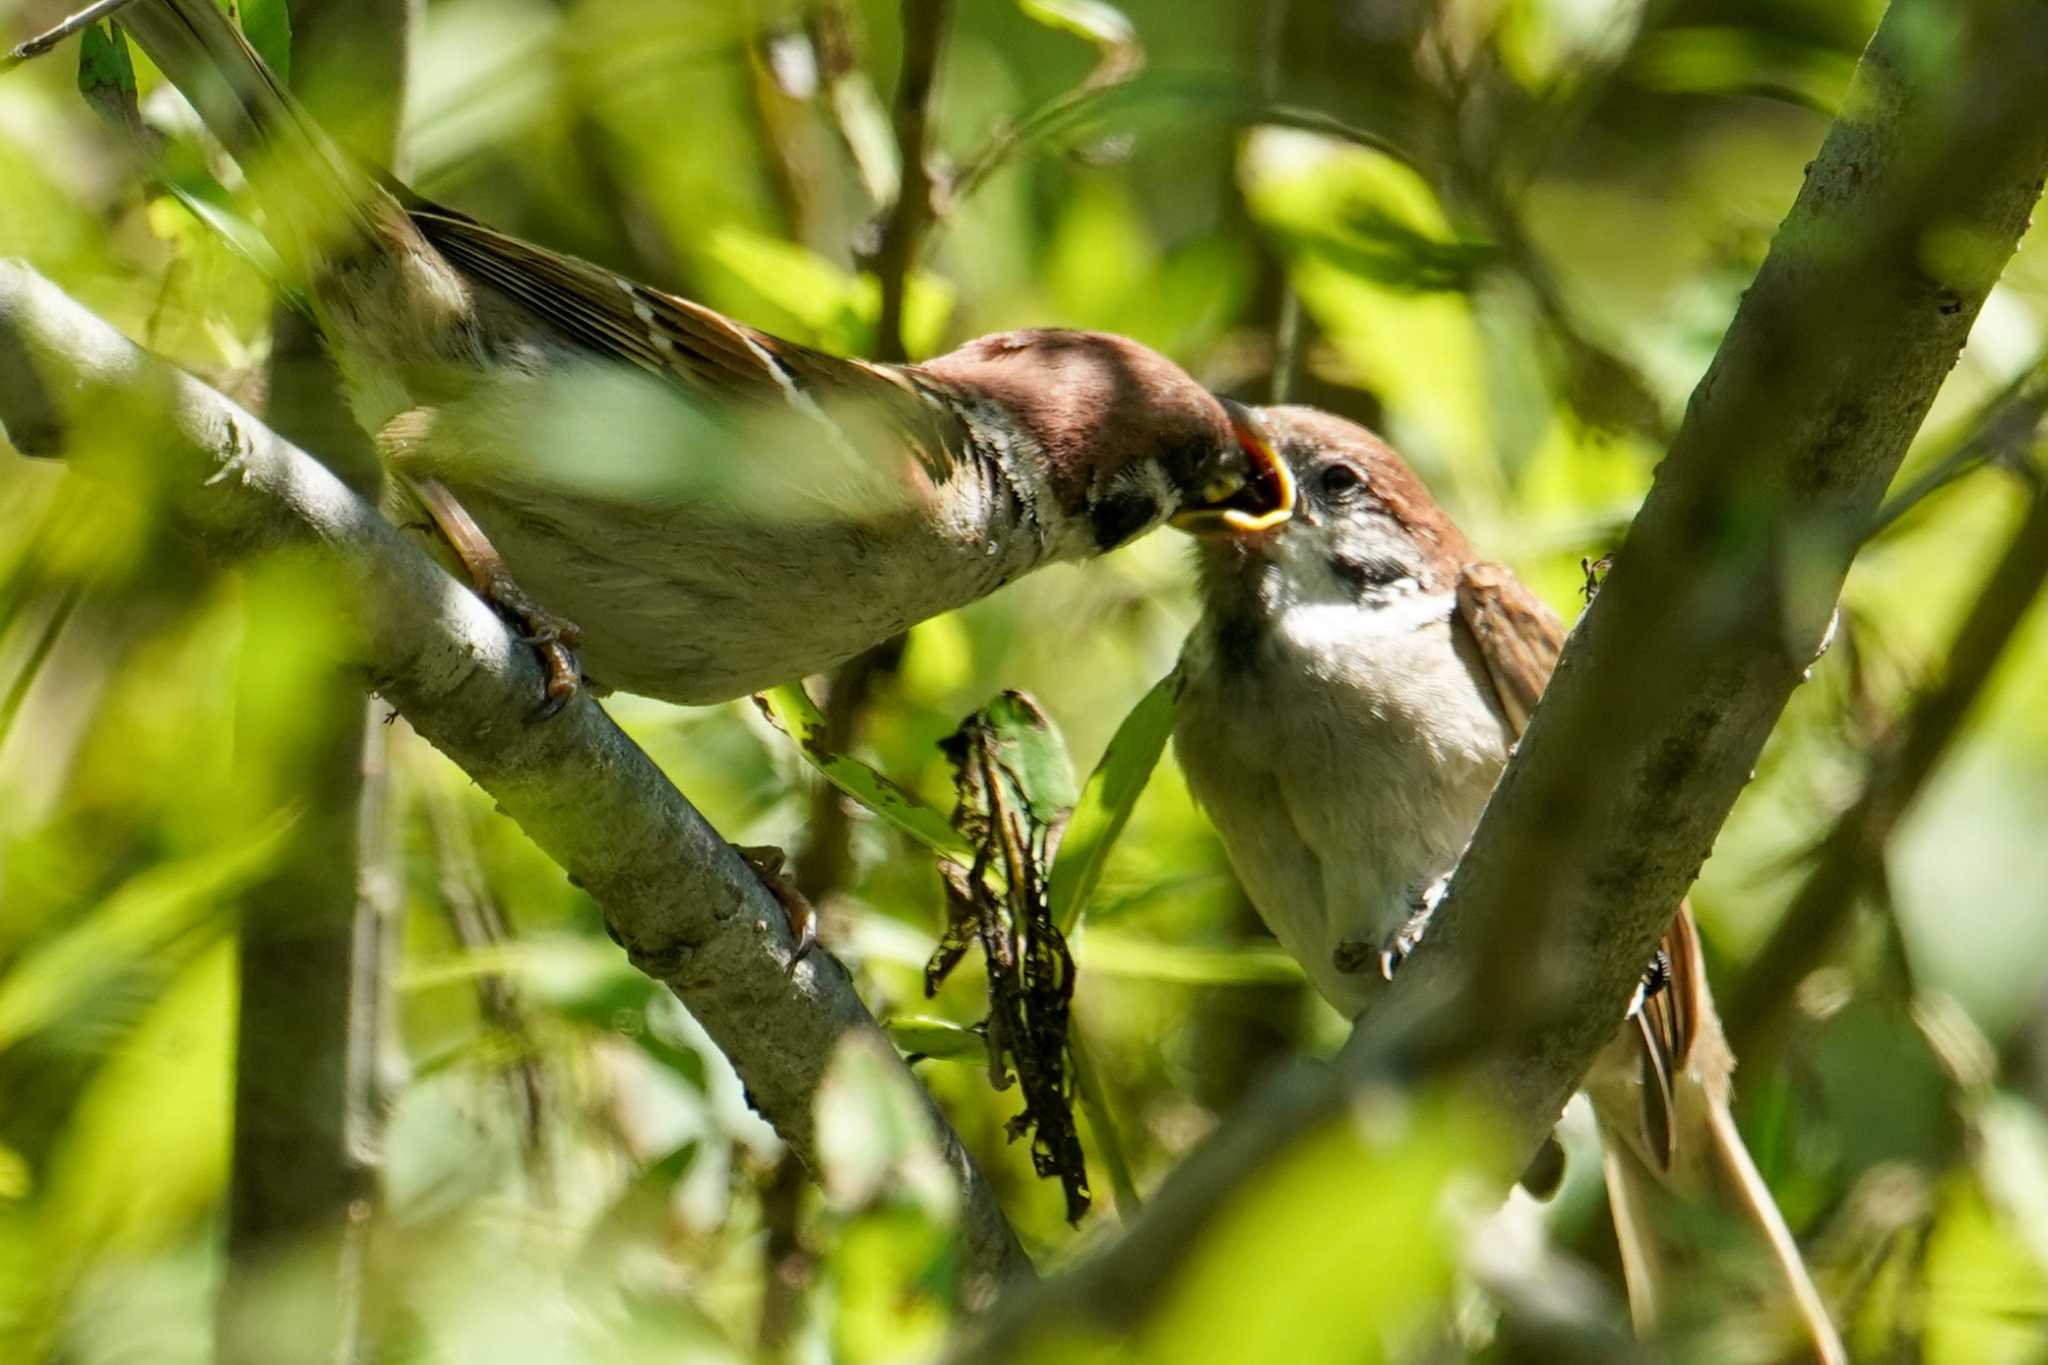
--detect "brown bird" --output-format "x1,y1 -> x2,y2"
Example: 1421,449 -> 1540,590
1174,406 -> 1844,1362
77,0 -> 1286,713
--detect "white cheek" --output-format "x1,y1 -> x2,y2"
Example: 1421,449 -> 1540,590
1278,590 -> 1456,656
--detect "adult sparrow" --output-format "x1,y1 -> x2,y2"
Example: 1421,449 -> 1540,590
1173,406 -> 1843,1362
70,1 -> 1288,712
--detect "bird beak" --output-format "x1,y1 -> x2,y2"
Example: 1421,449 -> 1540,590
1172,398 -> 1295,536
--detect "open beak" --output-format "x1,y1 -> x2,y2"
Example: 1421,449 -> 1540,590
1171,398 -> 1295,536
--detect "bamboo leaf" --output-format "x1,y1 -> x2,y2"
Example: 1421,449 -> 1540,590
884,1016 -> 985,1062
754,683 -> 971,861
1048,666 -> 1181,933
231,0 -> 292,85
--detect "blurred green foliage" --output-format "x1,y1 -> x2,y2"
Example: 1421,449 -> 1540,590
2,0 -> 2047,1361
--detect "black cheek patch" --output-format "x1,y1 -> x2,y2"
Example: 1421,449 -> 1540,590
1090,487 -> 1161,551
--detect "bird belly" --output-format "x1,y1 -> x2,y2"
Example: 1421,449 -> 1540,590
441,483 -> 1032,704
1177,611 -> 1511,1017
384,363 -> 1042,705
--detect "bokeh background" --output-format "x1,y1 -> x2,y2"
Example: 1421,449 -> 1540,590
3,0 -> 2047,1361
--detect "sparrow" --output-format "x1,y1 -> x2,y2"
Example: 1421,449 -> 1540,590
75,0 -> 1288,712
1172,406 -> 1845,1362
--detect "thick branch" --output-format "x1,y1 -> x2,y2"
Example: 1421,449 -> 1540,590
1412,0 -> 2048,1153
0,259 -> 1030,1301
954,0 -> 2048,1350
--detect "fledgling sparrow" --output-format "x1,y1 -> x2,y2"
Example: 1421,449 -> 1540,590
73,1 -> 1287,712
1173,406 -> 1844,1362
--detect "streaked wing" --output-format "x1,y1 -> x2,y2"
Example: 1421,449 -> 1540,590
1454,561 -> 1566,734
408,202 -> 966,480
1453,558 -> 1697,1174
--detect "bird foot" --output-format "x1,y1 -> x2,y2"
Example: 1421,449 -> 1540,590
1377,872 -> 1451,981
480,569 -> 584,721
1622,945 -> 1673,1021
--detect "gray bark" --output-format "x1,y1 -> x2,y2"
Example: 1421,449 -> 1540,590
0,259 -> 1032,1303
949,0 -> 2048,1351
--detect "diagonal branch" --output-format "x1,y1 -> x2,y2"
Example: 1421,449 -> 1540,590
0,258 -> 1031,1304
950,0 -> 2048,1350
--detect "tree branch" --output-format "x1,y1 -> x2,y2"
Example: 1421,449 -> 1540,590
0,259 -> 1031,1304
952,0 -> 2048,1350
871,0 -> 949,365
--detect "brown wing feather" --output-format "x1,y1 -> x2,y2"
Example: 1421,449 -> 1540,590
1453,561 -> 1565,734
407,205 -> 967,480
1453,560 -> 1697,1173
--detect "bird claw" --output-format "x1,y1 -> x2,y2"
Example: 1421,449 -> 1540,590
1623,945 -> 1673,1020
733,844 -> 818,975
1377,873 -> 1451,981
483,571 -> 584,721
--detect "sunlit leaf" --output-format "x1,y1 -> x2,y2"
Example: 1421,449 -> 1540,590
702,225 -> 954,358
885,1016 -> 985,1062
0,814 -> 291,1051
232,0 -> 292,86
754,683 -> 972,861
815,1030 -> 959,1221
1134,1099 -> 1502,1361
1048,667 -> 1180,933
1017,0 -> 1143,83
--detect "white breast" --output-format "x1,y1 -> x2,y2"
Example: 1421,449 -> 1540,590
1176,591 -> 1512,1016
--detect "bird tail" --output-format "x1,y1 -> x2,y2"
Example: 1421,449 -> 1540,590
1591,1025 -> 1846,1364
1699,1091 -> 1845,1365
115,0 -> 384,272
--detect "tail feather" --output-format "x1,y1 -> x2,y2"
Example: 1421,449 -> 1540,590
1703,1094 -> 1845,1365
1598,1129 -> 1666,1339
116,0 -> 381,267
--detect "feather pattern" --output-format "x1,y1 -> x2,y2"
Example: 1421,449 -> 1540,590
407,203 -> 968,482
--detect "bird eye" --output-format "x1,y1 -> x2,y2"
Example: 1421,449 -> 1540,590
1318,463 -> 1364,499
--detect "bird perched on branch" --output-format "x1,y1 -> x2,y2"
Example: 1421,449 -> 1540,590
1173,406 -> 1845,1362
35,0 -> 1287,713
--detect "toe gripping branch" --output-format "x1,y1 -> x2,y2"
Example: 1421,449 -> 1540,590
407,477 -> 583,719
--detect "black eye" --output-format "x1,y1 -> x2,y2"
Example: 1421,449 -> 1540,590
1318,463 -> 1364,499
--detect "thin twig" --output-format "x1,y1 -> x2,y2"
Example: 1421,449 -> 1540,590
4,0 -> 136,69
871,0 -> 950,363
420,760 -> 552,1189
1867,357 -> 2048,539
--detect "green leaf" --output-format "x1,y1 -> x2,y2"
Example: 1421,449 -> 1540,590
231,0 -> 292,85
754,684 -> 972,862
1018,0 -> 1143,81
884,1016 -> 985,1062
977,691 -> 1078,826
75,22 -> 142,139
0,813 -> 291,1051
703,225 -> 954,358
1078,928 -> 1306,985
815,1030 -> 960,1220
1047,666 -> 1181,933
75,22 -> 137,103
